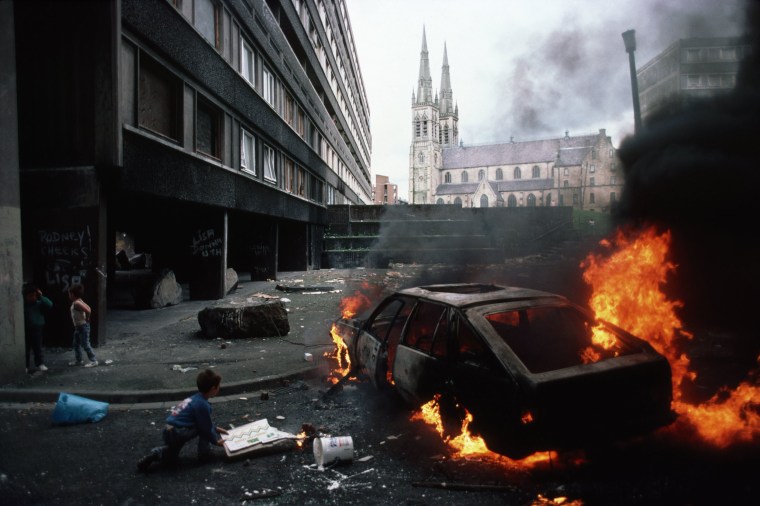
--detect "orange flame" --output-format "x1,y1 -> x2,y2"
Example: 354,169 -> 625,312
582,225 -> 760,447
411,396 -> 557,468
339,283 -> 374,319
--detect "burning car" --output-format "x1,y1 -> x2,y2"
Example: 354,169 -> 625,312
333,283 -> 675,458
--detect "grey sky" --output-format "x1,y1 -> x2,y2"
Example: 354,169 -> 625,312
345,0 -> 745,200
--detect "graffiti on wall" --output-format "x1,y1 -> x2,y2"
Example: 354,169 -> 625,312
39,226 -> 93,293
191,228 -> 222,258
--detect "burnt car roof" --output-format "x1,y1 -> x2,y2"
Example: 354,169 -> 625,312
396,283 -> 566,308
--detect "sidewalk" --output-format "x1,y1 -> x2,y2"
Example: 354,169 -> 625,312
0,269 -> 370,406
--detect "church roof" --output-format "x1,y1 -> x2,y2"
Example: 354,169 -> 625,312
435,178 -> 553,195
435,182 -> 479,195
441,133 -> 600,169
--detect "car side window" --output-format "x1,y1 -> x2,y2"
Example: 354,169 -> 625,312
404,302 -> 447,354
367,298 -> 408,343
453,314 -> 504,376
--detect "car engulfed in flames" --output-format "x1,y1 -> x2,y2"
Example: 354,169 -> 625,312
332,283 -> 675,459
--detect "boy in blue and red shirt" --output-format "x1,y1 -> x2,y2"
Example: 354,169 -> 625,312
137,369 -> 228,471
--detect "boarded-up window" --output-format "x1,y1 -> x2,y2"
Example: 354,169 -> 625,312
196,97 -> 221,158
138,56 -> 180,141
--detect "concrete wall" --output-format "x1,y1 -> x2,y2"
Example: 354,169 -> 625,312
0,0 -> 25,380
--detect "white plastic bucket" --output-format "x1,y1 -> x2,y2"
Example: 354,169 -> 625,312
313,436 -> 354,468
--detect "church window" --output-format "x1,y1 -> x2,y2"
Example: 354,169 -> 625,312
495,168 -> 503,180
532,165 -> 540,178
478,169 -> 485,181
480,195 -> 488,208
514,167 -> 521,179
423,120 -> 428,136
415,119 -> 420,138
454,197 -> 462,206
434,153 -> 438,165
436,198 -> 444,204
444,125 -> 450,144
527,194 -> 536,207
546,193 -> 552,207
461,171 -> 468,183
444,172 -> 451,183
507,194 -> 517,207
418,152 -> 424,163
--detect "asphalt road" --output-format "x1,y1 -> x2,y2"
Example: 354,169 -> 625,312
1,374 -> 758,505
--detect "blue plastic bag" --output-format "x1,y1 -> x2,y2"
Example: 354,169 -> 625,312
51,392 -> 109,425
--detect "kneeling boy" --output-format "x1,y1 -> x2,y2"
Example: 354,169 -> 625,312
137,369 -> 228,471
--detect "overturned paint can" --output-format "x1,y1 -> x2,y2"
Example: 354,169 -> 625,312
313,436 -> 353,468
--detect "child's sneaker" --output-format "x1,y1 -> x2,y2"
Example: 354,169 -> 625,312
84,360 -> 99,368
37,364 -> 48,372
68,361 -> 84,366
137,451 -> 159,472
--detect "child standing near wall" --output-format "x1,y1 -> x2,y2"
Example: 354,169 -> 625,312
68,283 -> 98,367
22,283 -> 52,374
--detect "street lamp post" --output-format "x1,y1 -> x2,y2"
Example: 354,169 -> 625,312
622,29 -> 643,134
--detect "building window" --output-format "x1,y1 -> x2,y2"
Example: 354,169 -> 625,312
611,175 -> 616,185
495,168 -> 503,180
590,164 -> 596,173
527,194 -> 536,207
480,195 -> 488,208
563,180 -> 569,188
531,165 -> 540,178
546,193 -> 552,207
263,144 -> 277,182
478,169 -> 485,181
507,194 -> 517,207
297,108 -> 305,137
461,171 -> 468,183
573,193 -> 578,205
444,125 -> 450,144
610,192 -> 616,204
263,66 -> 277,107
194,0 -> 220,49
590,177 -> 595,186
564,167 -> 569,176
422,117 -> 428,136
241,38 -> 255,87
559,194 -> 564,206
436,198 -> 444,204
590,193 -> 595,204
138,55 -> 180,142
241,129 -> 256,174
514,166 -> 521,179
196,97 -> 222,159
686,48 -> 701,62
415,119 -> 420,137
284,157 -> 295,193
418,152 -> 424,163
454,197 -> 462,206
285,93 -> 295,126
444,172 -> 451,183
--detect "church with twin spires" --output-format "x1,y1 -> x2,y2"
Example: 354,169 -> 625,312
409,28 -> 624,212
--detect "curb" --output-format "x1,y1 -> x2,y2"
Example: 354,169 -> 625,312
0,364 -> 324,406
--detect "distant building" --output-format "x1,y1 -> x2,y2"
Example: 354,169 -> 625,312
637,37 -> 751,123
373,174 -> 399,205
409,28 -> 623,212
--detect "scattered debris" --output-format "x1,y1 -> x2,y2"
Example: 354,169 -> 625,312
276,284 -> 336,293
249,293 -> 279,300
260,391 -> 269,401
51,392 -> 109,426
356,455 -> 373,462
104,359 -> 114,365
171,364 -> 198,373
222,418 -> 297,459
242,489 -> 281,500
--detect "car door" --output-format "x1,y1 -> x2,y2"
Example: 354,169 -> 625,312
447,311 -> 523,453
355,296 -> 413,389
392,301 -> 450,406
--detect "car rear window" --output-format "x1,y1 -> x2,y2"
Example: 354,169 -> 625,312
485,306 -> 638,373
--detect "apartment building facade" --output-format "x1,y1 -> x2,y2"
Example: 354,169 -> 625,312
7,0 -> 372,350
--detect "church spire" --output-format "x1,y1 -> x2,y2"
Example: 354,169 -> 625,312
440,41 -> 454,115
416,26 -> 433,104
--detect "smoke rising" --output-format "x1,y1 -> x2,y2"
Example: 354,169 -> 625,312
484,0 -> 745,142
615,1 -> 760,335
